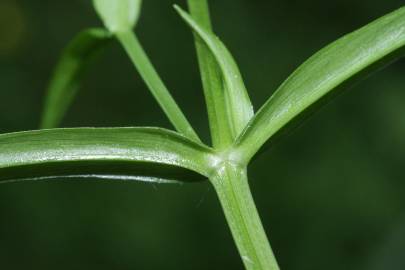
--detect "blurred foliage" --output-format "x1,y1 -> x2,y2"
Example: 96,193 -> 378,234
0,0 -> 404,269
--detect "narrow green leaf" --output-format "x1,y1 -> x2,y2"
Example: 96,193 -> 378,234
175,5 -> 254,139
186,0 -> 233,148
40,28 -> 111,129
116,31 -> 202,143
235,7 -> 405,163
0,127 -> 215,184
93,0 -> 142,33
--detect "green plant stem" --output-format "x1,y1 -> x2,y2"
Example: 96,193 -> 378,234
210,164 -> 280,270
186,0 -> 233,148
116,31 -> 201,143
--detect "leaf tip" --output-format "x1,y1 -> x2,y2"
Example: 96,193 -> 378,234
173,4 -> 190,20
93,0 -> 142,33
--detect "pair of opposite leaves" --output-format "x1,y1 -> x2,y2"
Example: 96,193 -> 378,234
1,2 -> 405,183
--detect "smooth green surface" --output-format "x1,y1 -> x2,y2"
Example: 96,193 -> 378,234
0,128 -> 214,183
1,1 -> 405,270
184,2 -> 279,269
186,0 -> 232,148
211,164 -> 280,270
235,6 -> 405,163
40,28 -> 111,129
93,0 -> 142,33
176,6 -> 254,139
92,0 -> 200,141
117,31 -> 201,142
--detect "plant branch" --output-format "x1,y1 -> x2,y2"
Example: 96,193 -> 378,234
116,31 -> 201,143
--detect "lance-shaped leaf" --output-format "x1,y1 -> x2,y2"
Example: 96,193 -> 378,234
235,7 -> 405,163
93,0 -> 142,33
175,6 -> 254,139
186,0 -> 233,148
0,127 -> 215,184
40,28 -> 111,129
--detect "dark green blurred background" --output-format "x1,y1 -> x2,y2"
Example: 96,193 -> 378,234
1,0 -> 405,269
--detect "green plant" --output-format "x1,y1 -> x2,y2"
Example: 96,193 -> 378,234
1,0 -> 404,269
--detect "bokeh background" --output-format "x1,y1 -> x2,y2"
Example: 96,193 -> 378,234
1,0 -> 405,269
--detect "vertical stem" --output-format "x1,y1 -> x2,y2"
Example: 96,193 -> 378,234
211,164 -> 280,270
116,31 -> 201,143
187,0 -> 233,148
